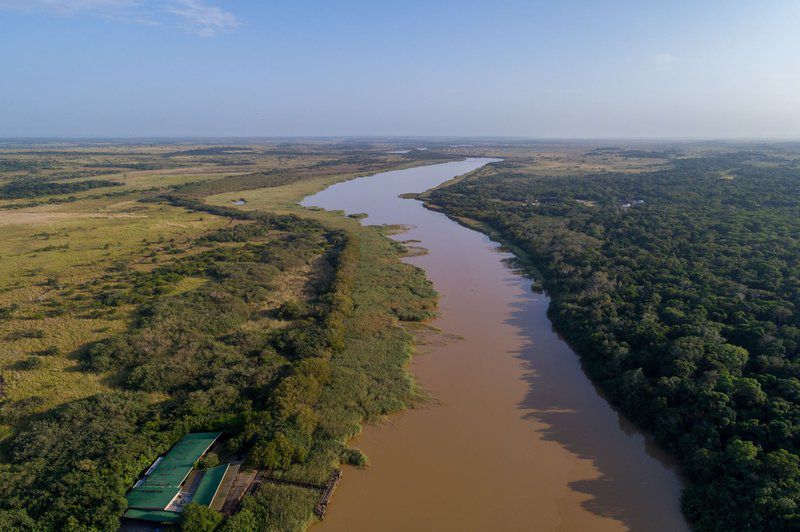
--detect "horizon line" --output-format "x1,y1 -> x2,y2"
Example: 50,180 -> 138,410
1,135 -> 799,143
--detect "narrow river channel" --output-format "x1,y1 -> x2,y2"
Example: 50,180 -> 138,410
301,158 -> 687,531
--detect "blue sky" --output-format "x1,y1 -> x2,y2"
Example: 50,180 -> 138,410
1,0 -> 798,138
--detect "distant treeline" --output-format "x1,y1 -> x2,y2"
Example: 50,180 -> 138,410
0,160 -> 49,172
0,179 -> 121,199
83,161 -> 173,171
164,146 -> 256,157
427,150 -> 800,531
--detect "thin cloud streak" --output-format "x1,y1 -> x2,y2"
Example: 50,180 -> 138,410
0,0 -> 239,36
653,53 -> 679,69
0,0 -> 139,13
165,0 -> 240,37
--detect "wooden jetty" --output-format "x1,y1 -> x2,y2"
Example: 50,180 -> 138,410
315,469 -> 341,519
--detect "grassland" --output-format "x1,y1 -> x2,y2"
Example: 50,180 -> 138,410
0,140 -> 448,530
0,197 -> 227,420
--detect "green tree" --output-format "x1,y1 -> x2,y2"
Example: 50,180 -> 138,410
197,452 -> 220,470
181,503 -> 222,532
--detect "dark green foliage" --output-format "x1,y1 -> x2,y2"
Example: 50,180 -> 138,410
0,509 -> 36,531
428,149 -> 800,531
276,300 -> 308,320
0,159 -> 48,172
18,356 -> 46,370
0,392 -> 159,530
0,304 -> 19,320
342,448 -> 368,467
38,346 -> 61,357
0,179 -> 121,199
181,503 -> 223,531
197,452 -> 220,470
218,484 -> 318,532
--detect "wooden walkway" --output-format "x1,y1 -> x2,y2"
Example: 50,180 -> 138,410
315,469 -> 341,519
220,467 -> 341,520
220,469 -> 257,516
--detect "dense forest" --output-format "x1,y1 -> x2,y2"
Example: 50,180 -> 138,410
427,149 -> 800,531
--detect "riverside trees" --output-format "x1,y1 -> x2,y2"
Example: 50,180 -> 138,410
427,147 -> 800,531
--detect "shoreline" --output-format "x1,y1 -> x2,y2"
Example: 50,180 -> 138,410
301,158 -> 687,531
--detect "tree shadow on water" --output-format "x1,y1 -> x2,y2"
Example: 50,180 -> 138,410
501,279 -> 687,532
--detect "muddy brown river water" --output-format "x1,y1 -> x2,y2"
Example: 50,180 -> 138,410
301,158 -> 688,531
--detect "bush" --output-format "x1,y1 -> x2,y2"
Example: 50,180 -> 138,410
39,346 -> 61,357
276,300 -> 307,320
0,304 -> 19,320
197,452 -> 220,470
20,357 -> 46,370
342,448 -> 368,467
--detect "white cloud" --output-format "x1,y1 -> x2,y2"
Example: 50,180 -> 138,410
0,0 -> 239,36
653,53 -> 679,68
165,0 -> 239,37
0,0 -> 139,13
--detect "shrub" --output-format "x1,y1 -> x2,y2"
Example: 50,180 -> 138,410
275,300 -> 306,320
342,448 -> 368,468
197,452 -> 220,470
20,357 -> 46,370
0,304 -> 19,320
39,346 -> 61,357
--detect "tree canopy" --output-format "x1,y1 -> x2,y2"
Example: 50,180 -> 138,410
428,148 -> 800,530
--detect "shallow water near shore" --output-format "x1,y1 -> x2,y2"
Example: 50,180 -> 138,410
301,158 -> 688,531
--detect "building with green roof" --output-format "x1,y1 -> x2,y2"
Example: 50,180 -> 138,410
123,432 -> 232,525
192,464 -> 229,507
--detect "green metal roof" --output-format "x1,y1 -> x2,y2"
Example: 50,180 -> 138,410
192,464 -> 229,507
126,432 -> 221,511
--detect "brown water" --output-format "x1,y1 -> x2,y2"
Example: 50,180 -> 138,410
302,159 -> 688,532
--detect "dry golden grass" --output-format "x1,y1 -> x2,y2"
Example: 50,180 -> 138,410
0,195 -> 227,415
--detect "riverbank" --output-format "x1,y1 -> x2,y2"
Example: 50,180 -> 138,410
203,161 -> 444,529
421,146 -> 800,530
301,159 -> 687,531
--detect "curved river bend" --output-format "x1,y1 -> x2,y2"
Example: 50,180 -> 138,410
302,158 -> 687,531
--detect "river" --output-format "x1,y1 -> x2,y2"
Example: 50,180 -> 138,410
301,158 -> 687,531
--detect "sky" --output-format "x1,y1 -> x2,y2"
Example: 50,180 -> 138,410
0,0 -> 798,138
